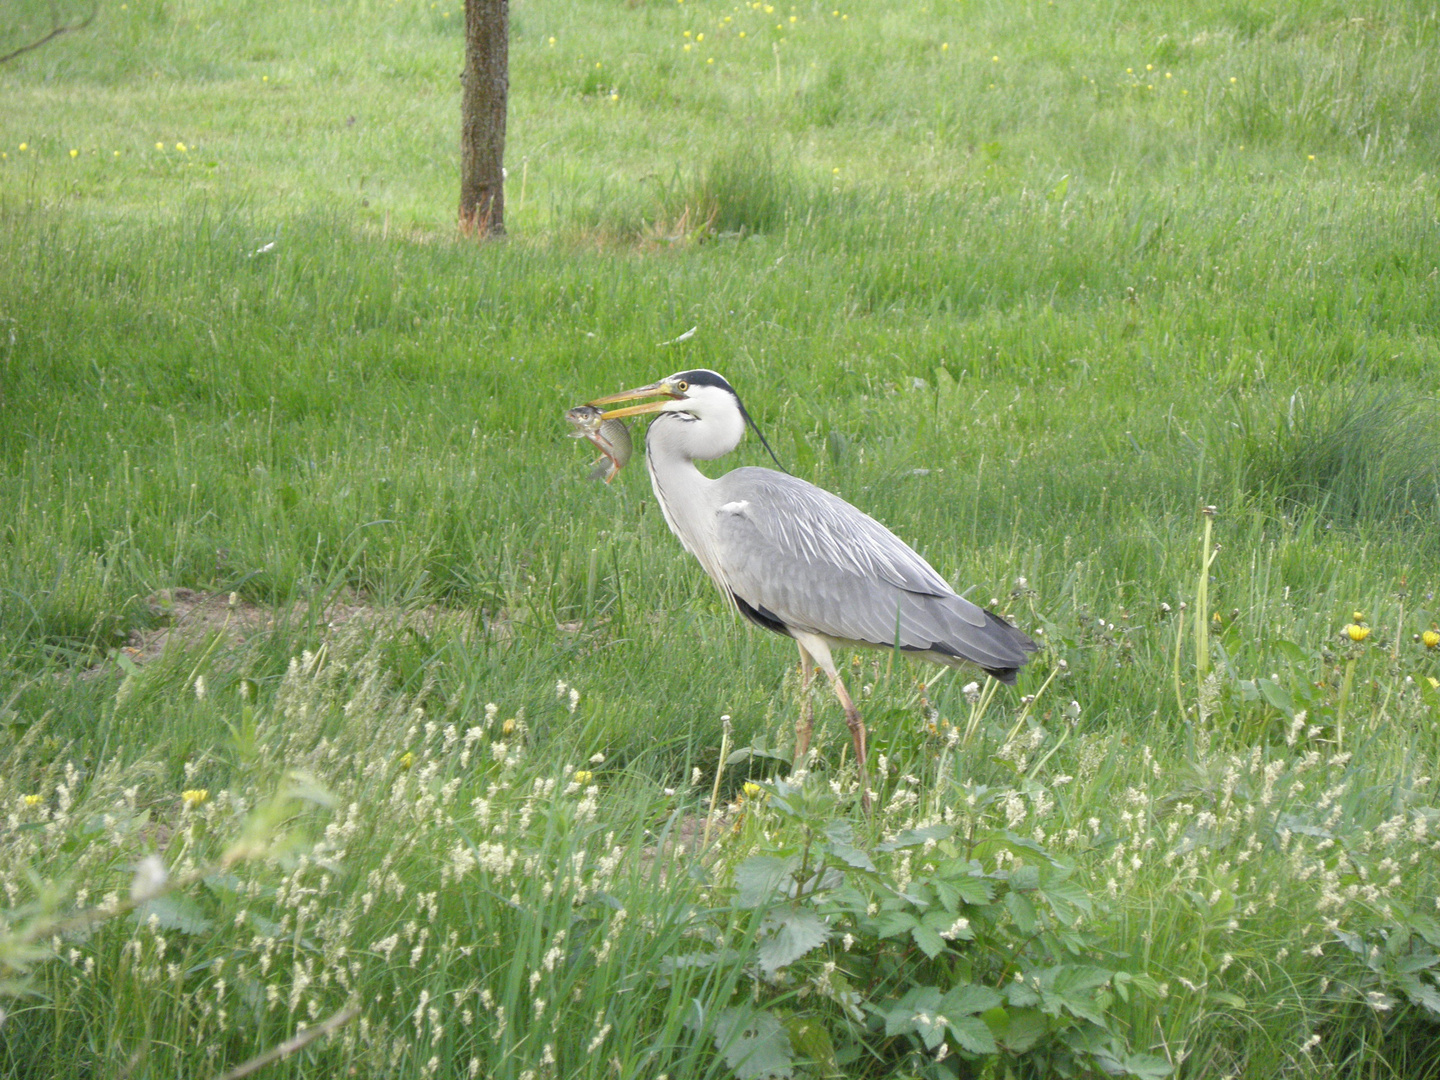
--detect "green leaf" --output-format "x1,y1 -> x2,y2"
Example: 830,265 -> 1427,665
1005,980 -> 1041,1008
910,921 -> 946,959
949,873 -> 995,905
1272,639 -> 1313,665
986,1005 -> 1047,1052
707,1005 -> 795,1080
882,986 -> 942,1037
1009,865 -> 1041,891
1005,890 -> 1037,934
877,824 -> 954,851
782,1014 -> 837,1071
1256,677 -> 1295,718
758,905 -> 830,974
824,822 -> 876,871
1111,1051 -> 1174,1078
132,894 -> 212,935
946,1014 -> 998,1055
943,984 -> 1003,1016
1037,874 -> 1093,924
932,877 -> 961,912
874,910 -> 919,940
734,855 -> 801,908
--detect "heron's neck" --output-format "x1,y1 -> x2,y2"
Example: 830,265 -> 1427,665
644,417 -> 721,564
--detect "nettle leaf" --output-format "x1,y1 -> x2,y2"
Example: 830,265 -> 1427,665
1394,951 -> 1440,976
932,877 -> 962,913
822,818 -> 874,870
874,910 -> 920,940
882,986 -> 945,1047
1004,890 -> 1037,934
1399,973 -> 1440,1017
1107,1050 -> 1174,1079
946,1014 -> 998,1055
825,838 -> 876,872
949,872 -> 995,906
758,905 -> 831,975
910,921 -> 946,960
707,1005 -> 795,1080
782,1015 -> 838,1071
986,1005 -> 1047,1053
1008,864 -> 1041,892
734,855 -> 802,909
1039,966 -> 1114,1027
1005,980 -> 1041,1008
1037,873 -> 1092,924
943,984 -> 1003,1016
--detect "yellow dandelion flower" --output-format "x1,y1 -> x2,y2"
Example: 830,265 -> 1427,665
991,54 -> 999,62
1421,630 -> 1439,649
742,781 -> 763,800
23,794 -> 42,807
502,717 -> 517,736
610,91 -> 618,100
1352,611 -> 1366,623
1344,623 -> 1370,643
181,788 -> 209,808
69,148 -> 78,158
548,36 -> 556,45
19,143 -> 27,152
683,42 -> 692,51
155,141 -> 164,151
696,32 -> 703,41
706,57 -> 713,64
571,770 -> 593,786
1429,677 -> 1439,689
1229,76 -> 1237,84
399,751 -> 416,770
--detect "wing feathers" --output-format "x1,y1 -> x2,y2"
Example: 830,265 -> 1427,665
710,468 -> 1036,672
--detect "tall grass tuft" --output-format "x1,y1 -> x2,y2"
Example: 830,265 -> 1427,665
1231,383 -> 1440,541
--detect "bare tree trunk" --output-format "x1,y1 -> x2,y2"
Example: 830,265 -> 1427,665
459,0 -> 508,237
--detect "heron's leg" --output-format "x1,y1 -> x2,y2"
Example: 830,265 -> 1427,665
827,673 -> 868,786
791,632 -> 870,808
794,643 -> 817,768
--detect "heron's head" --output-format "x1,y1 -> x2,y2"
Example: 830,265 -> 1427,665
587,369 -> 736,421
588,370 -> 785,468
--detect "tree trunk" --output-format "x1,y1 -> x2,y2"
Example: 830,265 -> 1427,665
459,0 -> 508,237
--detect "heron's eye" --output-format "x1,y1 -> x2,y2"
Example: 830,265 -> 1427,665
675,380 -> 689,393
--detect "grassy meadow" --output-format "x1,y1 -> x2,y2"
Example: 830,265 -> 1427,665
4,0 -> 1440,1076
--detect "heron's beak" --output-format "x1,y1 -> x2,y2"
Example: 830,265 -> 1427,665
587,380 -> 682,420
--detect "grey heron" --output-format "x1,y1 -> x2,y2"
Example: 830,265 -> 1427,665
588,369 -> 1037,803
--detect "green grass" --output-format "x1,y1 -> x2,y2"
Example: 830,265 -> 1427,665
3,0 -> 1440,1076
